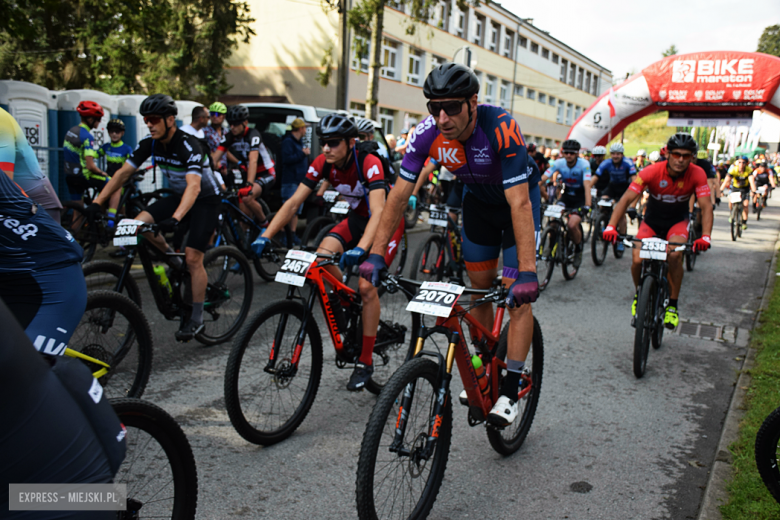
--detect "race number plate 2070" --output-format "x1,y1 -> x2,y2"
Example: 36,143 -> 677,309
406,281 -> 465,317
428,205 -> 448,227
113,219 -> 144,246
639,238 -> 668,261
275,250 -> 317,286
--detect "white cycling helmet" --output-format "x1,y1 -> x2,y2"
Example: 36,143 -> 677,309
550,148 -> 560,156
592,146 -> 607,155
637,149 -> 647,157
355,117 -> 375,136
649,151 -> 661,162
610,142 -> 624,153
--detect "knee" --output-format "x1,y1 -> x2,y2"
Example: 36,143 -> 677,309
185,251 -> 203,268
508,302 -> 532,319
359,279 -> 378,302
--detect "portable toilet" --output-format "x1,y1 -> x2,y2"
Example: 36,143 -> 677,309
175,100 -> 204,128
115,94 -> 162,192
0,80 -> 59,180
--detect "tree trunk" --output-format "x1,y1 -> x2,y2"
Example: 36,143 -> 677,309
365,0 -> 384,120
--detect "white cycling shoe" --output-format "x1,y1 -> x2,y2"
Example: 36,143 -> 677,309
487,395 -> 518,427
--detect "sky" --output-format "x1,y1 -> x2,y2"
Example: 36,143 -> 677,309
499,0 -> 779,81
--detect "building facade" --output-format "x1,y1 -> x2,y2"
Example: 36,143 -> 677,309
227,0 -> 612,147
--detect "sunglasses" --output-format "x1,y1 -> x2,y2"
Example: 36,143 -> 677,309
427,99 -> 467,117
669,151 -> 694,160
322,138 -> 344,149
143,116 -> 163,125
562,151 -> 577,156
210,111 -> 224,117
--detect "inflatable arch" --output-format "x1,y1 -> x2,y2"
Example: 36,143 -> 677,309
567,51 -> 780,150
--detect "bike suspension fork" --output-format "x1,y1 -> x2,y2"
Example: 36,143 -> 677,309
264,286 -> 314,374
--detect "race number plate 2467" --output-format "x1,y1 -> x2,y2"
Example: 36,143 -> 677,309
275,250 -> 317,286
406,281 -> 465,317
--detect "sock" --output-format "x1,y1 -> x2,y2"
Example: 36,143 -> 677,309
191,302 -> 204,324
669,299 -> 678,309
166,247 -> 183,268
500,359 -> 525,400
106,208 -> 117,228
359,335 -> 376,366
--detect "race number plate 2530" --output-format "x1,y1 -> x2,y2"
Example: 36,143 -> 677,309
406,281 -> 465,317
331,201 -> 350,214
275,250 -> 317,286
639,238 -> 667,261
429,205 -> 448,227
113,219 -> 144,246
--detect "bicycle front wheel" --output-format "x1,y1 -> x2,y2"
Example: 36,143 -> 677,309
224,300 -> 323,445
112,398 -> 198,520
633,276 -> 655,378
591,215 -> 609,266
582,211 -> 593,243
562,224 -> 583,281
410,233 -> 446,282
537,227 -> 556,291
756,406 -> 780,504
82,260 -> 143,307
730,205 -> 739,241
356,357 -> 451,520
196,245 -> 254,346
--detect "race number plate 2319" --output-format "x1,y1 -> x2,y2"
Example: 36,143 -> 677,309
275,250 -> 317,286
428,205 -> 448,227
406,281 -> 465,317
113,219 -> 144,247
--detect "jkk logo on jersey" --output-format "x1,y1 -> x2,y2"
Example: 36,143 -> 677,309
437,148 -> 461,165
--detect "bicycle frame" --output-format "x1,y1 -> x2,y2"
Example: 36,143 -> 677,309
215,196 -> 265,249
423,213 -> 464,281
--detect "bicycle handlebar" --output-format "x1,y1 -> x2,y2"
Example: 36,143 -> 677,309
618,235 -> 689,250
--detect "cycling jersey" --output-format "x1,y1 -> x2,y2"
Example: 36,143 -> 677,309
695,158 -> 716,180
549,158 -> 591,194
63,123 -> 100,178
0,108 -> 44,184
99,141 -> 133,176
127,129 -> 221,199
628,161 -> 710,226
303,152 -> 386,218
728,165 -> 753,188
754,170 -> 771,186
218,127 -> 275,177
595,157 -> 637,185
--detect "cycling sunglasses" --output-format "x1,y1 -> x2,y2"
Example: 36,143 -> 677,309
322,138 -> 345,149
426,99 -> 467,117
143,116 -> 163,125
669,151 -> 694,160
210,111 -> 224,117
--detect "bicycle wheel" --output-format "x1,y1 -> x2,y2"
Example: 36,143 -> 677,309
561,224 -> 583,281
60,200 -> 98,263
410,233 -> 446,282
82,260 -> 143,307
591,215 -> 609,266
392,231 -> 409,277
582,211 -> 593,244
356,357 -> 451,520
730,204 -> 739,241
652,281 -> 668,350
195,245 -> 254,346
757,197 -> 763,221
301,216 -> 335,247
224,300 -> 323,445
756,405 -> 780,504
404,203 -> 419,230
633,276 -> 655,378
111,398 -> 198,520
70,291 -> 153,398
313,222 -> 337,249
488,317 -> 544,456
537,227 -> 556,291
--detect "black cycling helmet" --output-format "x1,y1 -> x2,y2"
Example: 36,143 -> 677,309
666,132 -> 698,154
106,118 -> 125,132
527,142 -> 537,153
139,94 -> 177,117
561,139 -> 581,153
423,63 -> 480,100
226,105 -> 249,125
316,113 -> 358,140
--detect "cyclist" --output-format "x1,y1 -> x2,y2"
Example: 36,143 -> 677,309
720,155 -> 753,230
0,107 -> 62,222
355,117 -> 376,141
541,138 -> 592,265
602,133 -> 713,330
252,114 -> 405,391
358,63 -> 541,426
694,150 -> 719,206
591,142 -> 637,253
212,105 -> 275,227
85,94 -> 222,341
752,162 -> 775,211
99,119 -> 134,177
590,145 -> 608,195
634,149 -> 649,170
204,102 -> 228,171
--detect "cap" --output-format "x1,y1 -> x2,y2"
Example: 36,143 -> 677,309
290,118 -> 306,130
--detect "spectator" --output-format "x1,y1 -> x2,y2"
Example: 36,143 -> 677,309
182,106 -> 224,190
550,149 -> 560,161
386,134 -> 396,151
395,126 -> 416,156
279,118 -> 310,243
204,102 -> 228,171
538,144 -> 547,157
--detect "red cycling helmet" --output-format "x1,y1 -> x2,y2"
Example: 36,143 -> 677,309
659,145 -> 668,157
76,101 -> 104,119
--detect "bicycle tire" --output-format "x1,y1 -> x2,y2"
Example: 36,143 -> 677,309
652,281 -> 668,350
356,357 -> 451,520
730,204 -> 738,241
195,245 -> 254,346
404,203 -> 419,230
591,215 -> 609,266
488,317 -> 544,456
561,224 -> 583,281
82,260 -> 143,307
301,216 -> 336,247
70,291 -> 153,398
393,231 -> 409,277
633,276 -> 655,378
60,200 -> 98,263
757,197 -> 763,221
111,398 -> 198,520
224,300 -> 323,445
537,227 -> 556,291
312,222 -> 337,249
756,405 -> 780,504
582,211 -> 593,244
410,233 -> 446,282
686,225 -> 698,272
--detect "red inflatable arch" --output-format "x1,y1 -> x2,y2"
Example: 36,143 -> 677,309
567,51 -> 780,149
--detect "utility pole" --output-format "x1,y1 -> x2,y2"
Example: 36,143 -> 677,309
336,0 -> 350,110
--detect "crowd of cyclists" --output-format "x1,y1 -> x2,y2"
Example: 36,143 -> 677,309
2,61 -> 780,517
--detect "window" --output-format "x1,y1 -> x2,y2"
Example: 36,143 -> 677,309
485,75 -> 496,104
552,53 -> 559,64
473,16 -> 483,45
503,31 -> 513,58
545,138 -> 554,148
474,71 -> 483,101
549,95 -> 556,106
351,37 -> 369,73
574,106 -> 581,120
515,84 -> 524,97
577,67 -> 584,90
560,58 -> 568,82
430,54 -> 445,71
379,108 -> 395,135
527,89 -> 536,101
407,48 -> 423,85
585,71 -> 591,94
388,0 -> 403,11
569,63 -> 576,86
592,74 -> 599,95
434,1 -> 448,30
518,36 -> 527,48
456,12 -> 464,37
499,80 -> 510,108
565,102 -> 573,125
557,100 -> 564,124
349,102 -> 365,118
381,39 -> 399,80
538,93 -> 547,104
530,41 -> 539,54
541,47 -> 549,59
488,23 -> 499,52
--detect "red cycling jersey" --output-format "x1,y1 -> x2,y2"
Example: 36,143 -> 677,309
302,153 -> 386,218
628,161 -> 710,224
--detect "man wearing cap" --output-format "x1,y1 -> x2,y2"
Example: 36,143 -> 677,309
279,118 -> 310,242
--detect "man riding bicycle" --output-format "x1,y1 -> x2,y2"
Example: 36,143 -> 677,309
602,133 -> 713,330
85,94 -> 222,341
752,162 -> 775,211
591,142 -> 637,253
590,145 -> 608,196
541,139 -> 592,265
212,105 -> 276,227
720,155 -> 753,230
252,113 -> 405,391
358,63 -> 541,427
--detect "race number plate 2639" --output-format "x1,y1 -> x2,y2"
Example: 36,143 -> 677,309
113,219 -> 144,247
275,250 -> 317,286
428,205 -> 448,227
406,281 -> 465,317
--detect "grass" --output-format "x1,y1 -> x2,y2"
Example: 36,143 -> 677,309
605,111 -> 677,158
721,255 -> 780,519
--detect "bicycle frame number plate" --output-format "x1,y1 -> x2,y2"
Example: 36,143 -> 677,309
331,201 -> 350,214
429,205 -> 448,227
758,185 -> 768,195
544,205 -> 564,218
275,250 -> 317,286
230,168 -> 243,185
639,238 -> 667,261
597,199 -> 613,207
406,281 -> 465,317
323,190 -> 339,203
729,191 -> 742,203
113,219 -> 144,246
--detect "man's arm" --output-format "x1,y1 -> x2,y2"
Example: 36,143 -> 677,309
369,178 -> 415,256
246,150 -> 259,184
357,189 -> 387,252
414,161 -> 435,197
84,155 -> 106,177
94,162 -> 137,207
720,175 -> 731,192
698,194 -> 714,236
211,148 -> 225,166
505,183 -> 536,273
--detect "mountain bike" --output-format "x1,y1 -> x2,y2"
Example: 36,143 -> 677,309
300,189 -> 347,247
728,190 -> 746,241
111,398 -> 198,520
755,185 -> 769,221
685,207 -> 701,272
223,248 -> 417,446
83,219 -> 253,346
590,198 -> 624,266
410,204 -> 467,286
355,274 -> 543,520
622,236 -> 691,378
537,204 -> 584,291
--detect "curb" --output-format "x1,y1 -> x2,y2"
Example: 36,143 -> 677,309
697,223 -> 780,519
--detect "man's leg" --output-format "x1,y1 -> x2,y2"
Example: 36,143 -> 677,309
742,197 -> 749,222
568,213 -> 582,244
185,246 -> 206,321
467,268 -> 498,331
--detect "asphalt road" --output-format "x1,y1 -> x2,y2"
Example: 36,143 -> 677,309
93,201 -> 779,520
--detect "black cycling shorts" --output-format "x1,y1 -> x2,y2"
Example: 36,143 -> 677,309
255,172 -> 276,189
446,180 -> 464,212
560,193 -> 586,211
603,182 -> 630,201
146,194 -> 221,252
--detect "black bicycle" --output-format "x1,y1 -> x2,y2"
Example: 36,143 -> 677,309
685,207 -> 701,272
410,204 -> 467,286
590,198 -> 625,266
537,204 -> 584,291
755,184 -> 770,221
727,190 -> 747,241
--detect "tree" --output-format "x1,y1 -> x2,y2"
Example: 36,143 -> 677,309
662,45 -> 678,57
757,24 -> 780,57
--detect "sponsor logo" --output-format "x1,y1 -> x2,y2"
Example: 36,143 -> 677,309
659,180 -> 668,188
593,112 -> 602,124
669,90 -> 688,101
694,91 -> 703,100
366,164 -> 379,180
744,89 -> 766,100
659,90 -> 667,99
651,193 -> 690,203
308,166 -> 319,178
677,181 -> 685,188
183,140 -> 193,152
88,378 -> 103,404
671,58 -> 754,84
471,146 -> 489,158
188,153 -> 202,164
387,239 -> 397,255
117,426 -> 127,442
0,215 -> 38,241
250,136 -> 260,147
733,91 -> 741,99
705,90 -> 725,101
437,147 -> 461,165
617,94 -> 651,103
503,172 -> 528,184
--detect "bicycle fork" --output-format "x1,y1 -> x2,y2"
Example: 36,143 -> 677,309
264,287 -> 315,375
